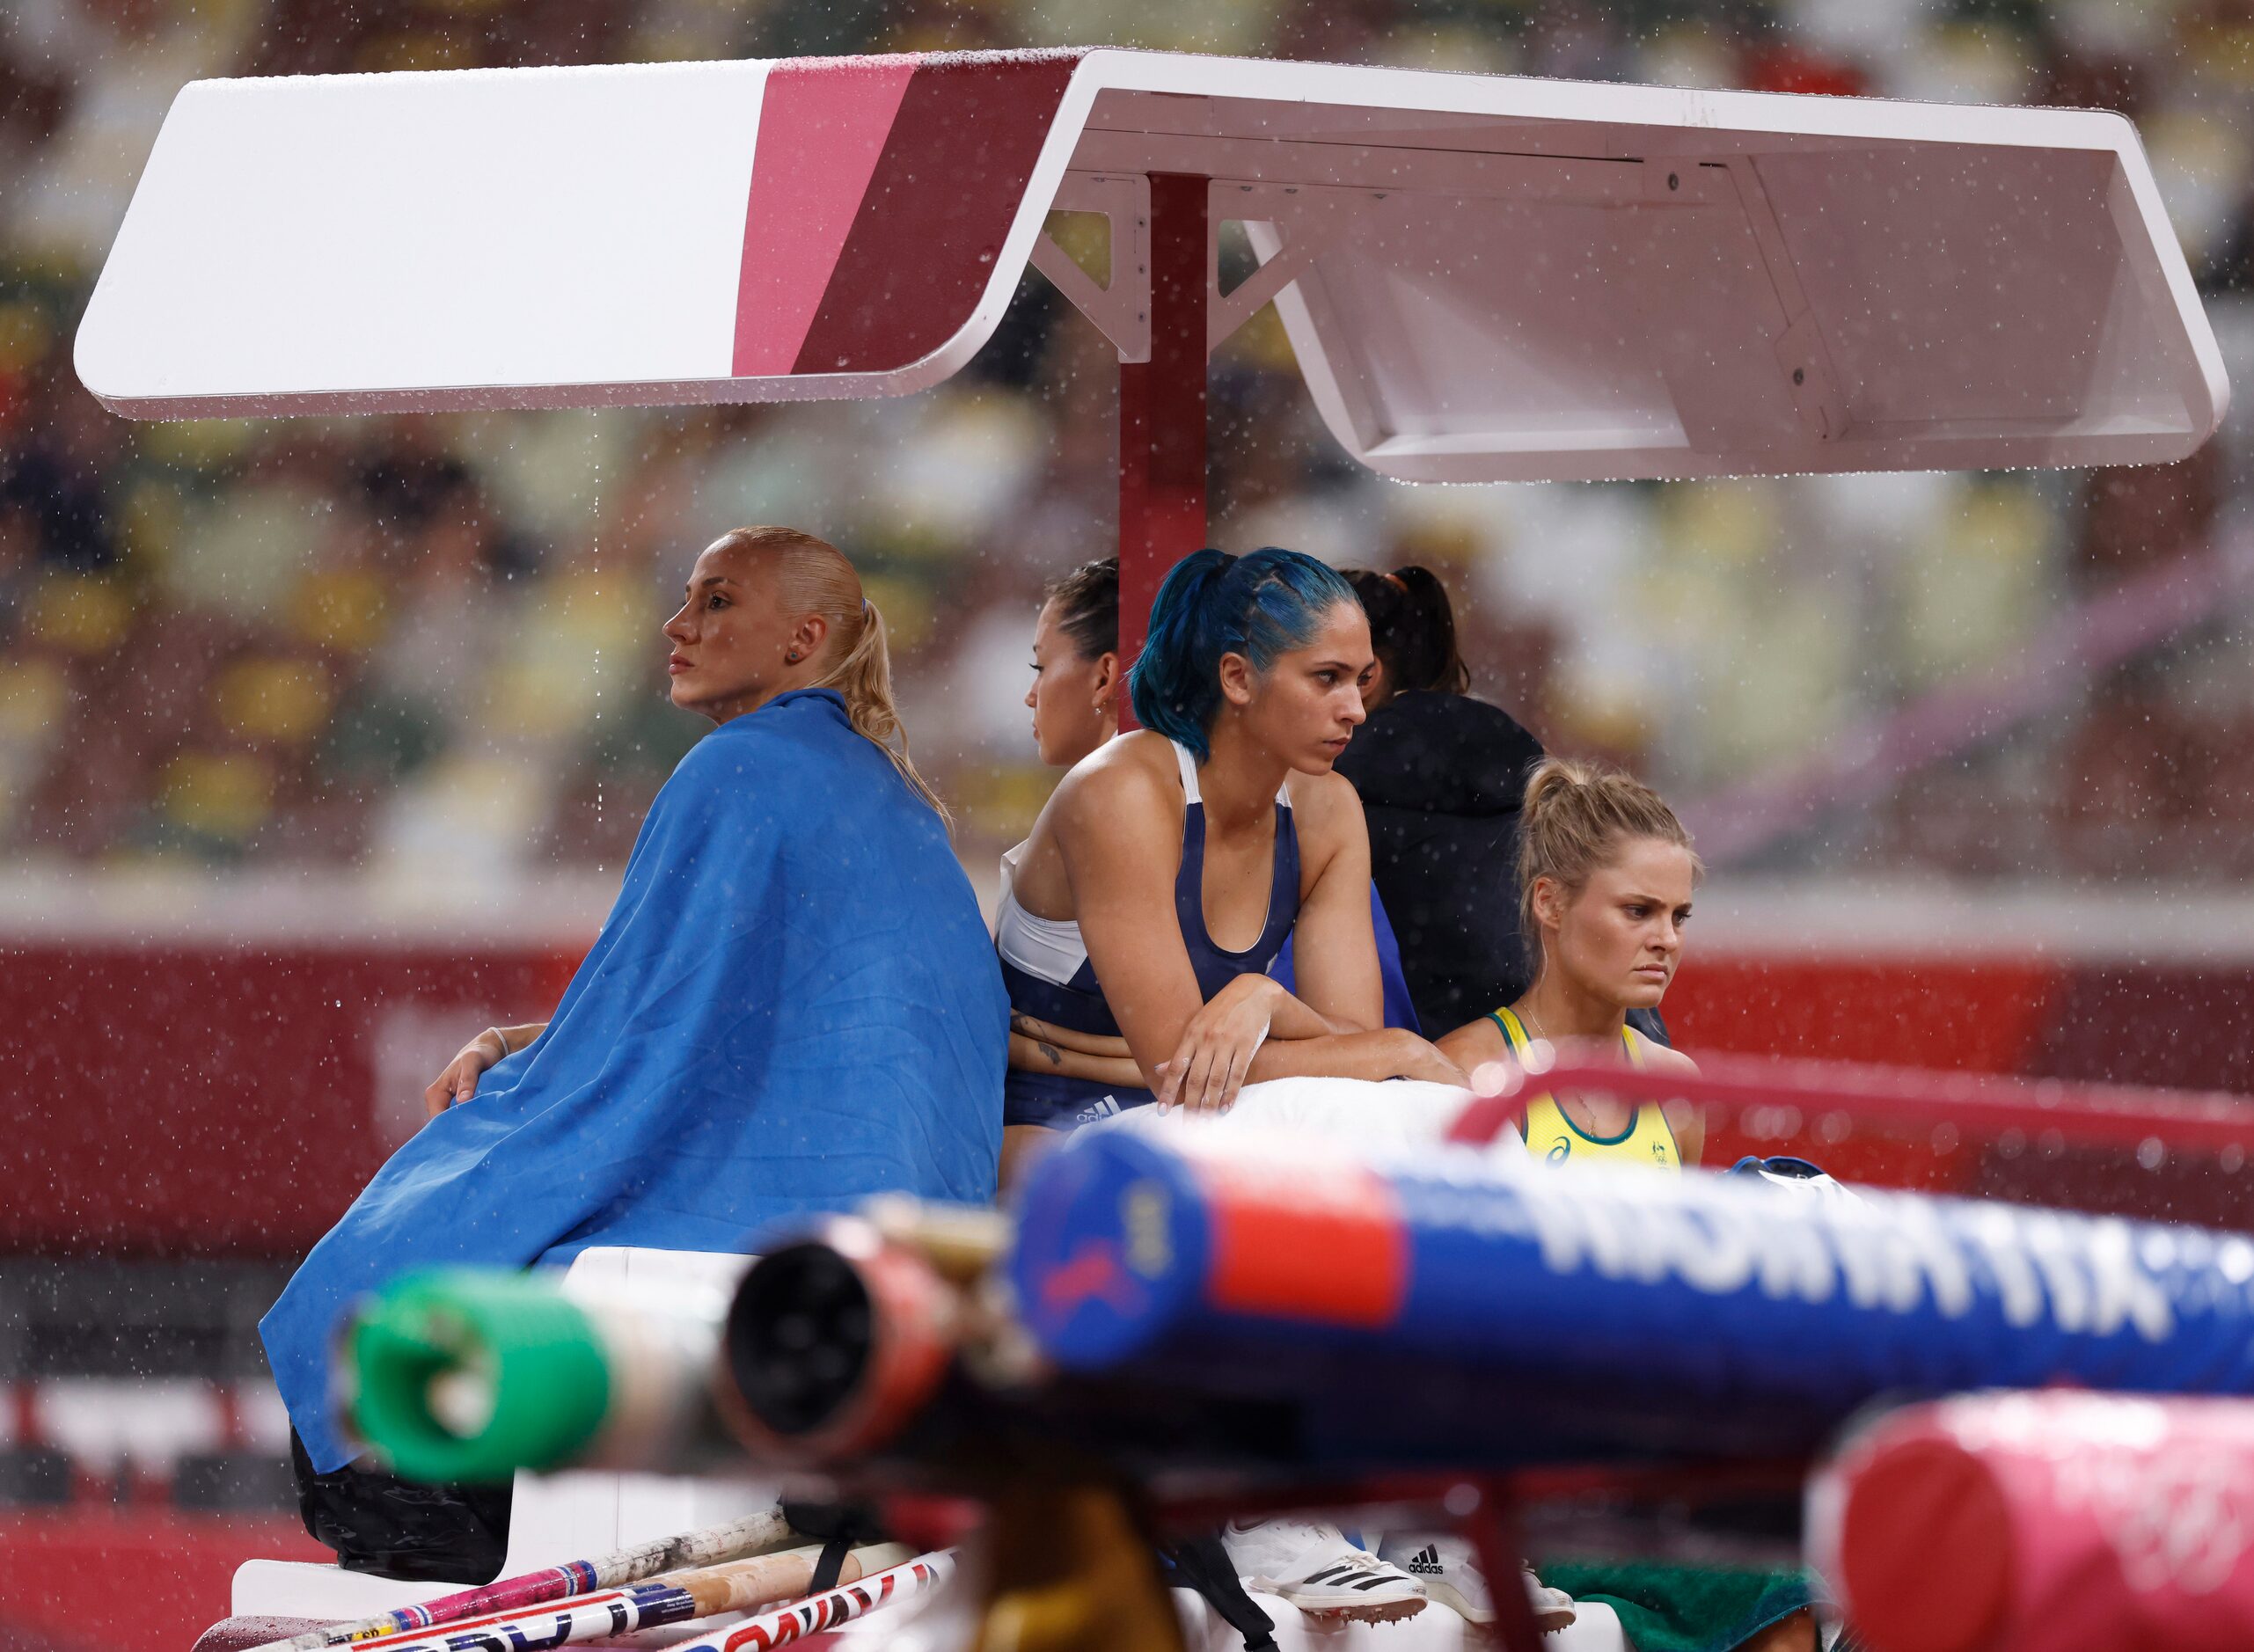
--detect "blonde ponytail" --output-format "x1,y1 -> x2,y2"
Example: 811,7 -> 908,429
713,525 -> 953,830
813,596 -> 952,828
1518,757 -> 1699,959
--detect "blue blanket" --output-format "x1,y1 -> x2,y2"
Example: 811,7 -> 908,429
265,690 -> 1006,1471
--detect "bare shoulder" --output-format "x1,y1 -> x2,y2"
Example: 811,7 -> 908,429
1051,732 -> 1182,841
1283,766 -> 1366,846
1642,1040 -> 1699,1079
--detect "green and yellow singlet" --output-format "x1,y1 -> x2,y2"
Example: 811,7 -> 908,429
1489,1005 -> 1680,1173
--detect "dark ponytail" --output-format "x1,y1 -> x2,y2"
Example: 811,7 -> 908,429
1343,564 -> 1469,696
1043,556 -> 1118,659
1129,546 -> 1358,760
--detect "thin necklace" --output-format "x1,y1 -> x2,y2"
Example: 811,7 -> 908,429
1525,1000 -> 1632,1132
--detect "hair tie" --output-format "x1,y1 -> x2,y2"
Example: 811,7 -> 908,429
1384,573 -> 1409,595
861,597 -> 872,617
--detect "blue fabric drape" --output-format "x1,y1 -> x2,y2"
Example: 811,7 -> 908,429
264,690 -> 1006,1470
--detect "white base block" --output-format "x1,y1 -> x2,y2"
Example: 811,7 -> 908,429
1548,1601 -> 1631,1652
232,1247 -> 765,1626
1176,1589 -> 1631,1652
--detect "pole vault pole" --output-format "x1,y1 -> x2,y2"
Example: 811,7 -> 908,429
1116,172 -> 1209,725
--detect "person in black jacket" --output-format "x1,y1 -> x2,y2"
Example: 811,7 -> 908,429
1336,566 -> 1667,1045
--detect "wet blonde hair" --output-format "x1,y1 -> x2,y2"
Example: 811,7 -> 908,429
713,525 -> 950,828
1518,757 -> 1701,961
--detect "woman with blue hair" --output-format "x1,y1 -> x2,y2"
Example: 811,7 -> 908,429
998,545 -> 1462,1150
998,545 -> 1474,1621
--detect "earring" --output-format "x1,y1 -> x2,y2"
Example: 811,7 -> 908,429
786,650 -> 801,664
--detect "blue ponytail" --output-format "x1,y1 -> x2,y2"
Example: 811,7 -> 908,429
1128,546 -> 1360,760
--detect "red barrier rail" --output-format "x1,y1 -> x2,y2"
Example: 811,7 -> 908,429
1446,1052 -> 2254,1158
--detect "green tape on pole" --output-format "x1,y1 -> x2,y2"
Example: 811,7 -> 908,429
348,1268 -> 611,1483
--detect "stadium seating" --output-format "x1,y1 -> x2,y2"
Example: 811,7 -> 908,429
3,0 -> 2251,889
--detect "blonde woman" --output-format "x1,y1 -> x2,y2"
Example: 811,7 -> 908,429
267,527 -> 1005,1581
1416,761 -> 1827,1652
1436,757 -> 1704,1166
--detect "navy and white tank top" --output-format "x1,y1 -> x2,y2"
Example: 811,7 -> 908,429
999,741 -> 1300,1129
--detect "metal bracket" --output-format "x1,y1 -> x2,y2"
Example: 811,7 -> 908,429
1205,180 -> 1372,357
1037,172 -> 1375,364
1709,157 -> 1852,442
1031,172 -> 1152,363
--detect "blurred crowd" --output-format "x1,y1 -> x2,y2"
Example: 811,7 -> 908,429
6,0 -> 2254,889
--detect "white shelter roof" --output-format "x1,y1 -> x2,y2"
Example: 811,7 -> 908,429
75,48 -> 2225,482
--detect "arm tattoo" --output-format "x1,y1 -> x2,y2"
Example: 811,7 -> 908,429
1013,1012 -> 1069,1068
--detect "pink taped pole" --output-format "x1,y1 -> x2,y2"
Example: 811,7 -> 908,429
237,1509 -> 792,1652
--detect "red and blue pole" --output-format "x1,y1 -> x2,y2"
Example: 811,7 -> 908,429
1009,1126 -> 2254,1466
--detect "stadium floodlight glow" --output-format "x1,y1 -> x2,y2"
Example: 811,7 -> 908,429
74,48 -> 2229,658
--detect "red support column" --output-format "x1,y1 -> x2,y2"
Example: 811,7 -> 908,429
1116,171 -> 1209,727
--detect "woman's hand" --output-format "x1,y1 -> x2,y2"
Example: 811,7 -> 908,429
424,1027 -> 509,1118
1156,974 -> 1280,1115
1381,1027 -> 1469,1087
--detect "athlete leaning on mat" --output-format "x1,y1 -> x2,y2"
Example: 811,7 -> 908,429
1001,545 -> 1476,1626
1001,554 -> 1430,1186
1415,760 -> 1827,1652
267,526 -> 1005,1583
997,547 -> 1462,1168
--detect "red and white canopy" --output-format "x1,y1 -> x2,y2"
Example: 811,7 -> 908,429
76,48 -> 2225,483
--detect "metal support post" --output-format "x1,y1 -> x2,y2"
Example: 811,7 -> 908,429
1116,171 -> 1210,721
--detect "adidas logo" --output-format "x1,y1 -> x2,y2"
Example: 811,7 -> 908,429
1401,1546 -> 1444,1575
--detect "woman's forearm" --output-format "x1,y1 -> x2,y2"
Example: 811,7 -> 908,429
1009,1033 -> 1148,1090
1261,984 -> 1359,1041
1009,1019 -> 1466,1099
1226,973 -> 1365,1042
1011,1011 -> 1133,1061
496,1021 -> 548,1056
1245,1027 -> 1461,1086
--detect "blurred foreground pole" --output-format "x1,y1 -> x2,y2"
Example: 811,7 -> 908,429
1116,171 -> 1209,720
1814,1392 -> 2254,1652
